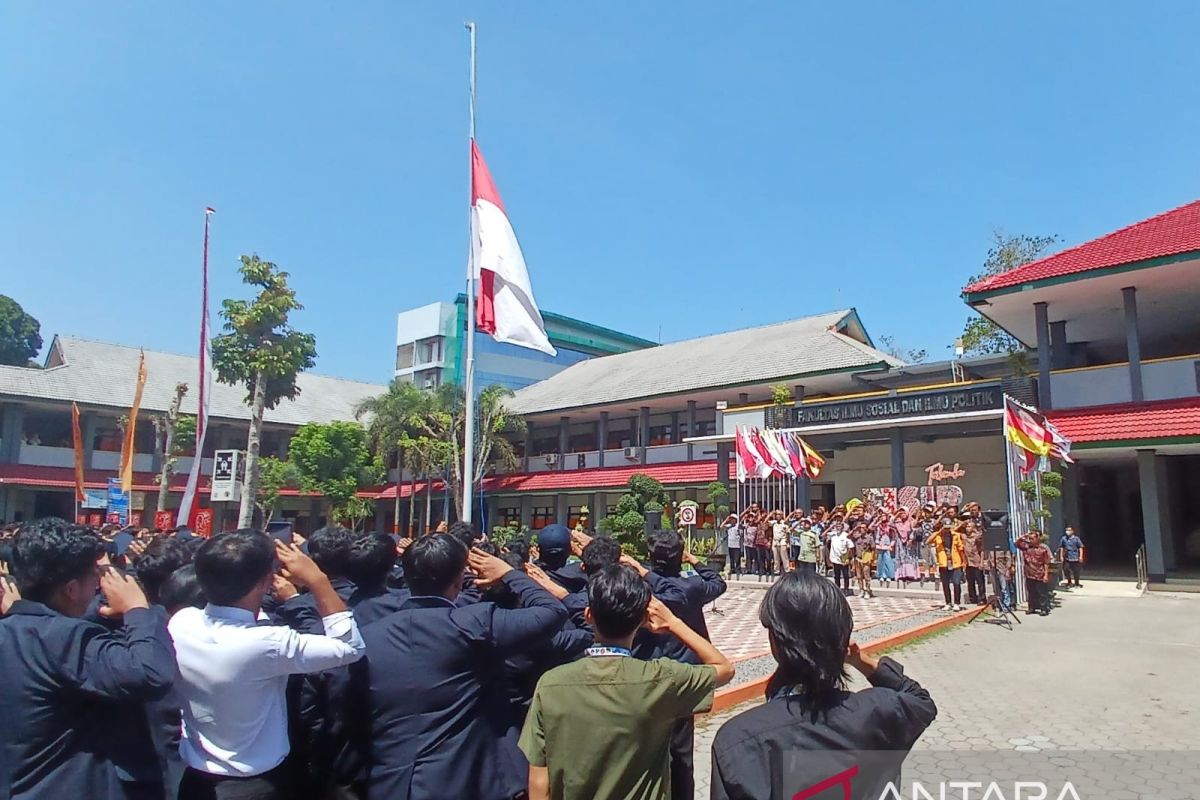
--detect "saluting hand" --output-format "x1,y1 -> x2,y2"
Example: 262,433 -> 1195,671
271,574 -> 299,602
396,537 -> 414,556
642,596 -> 678,633
275,540 -> 327,590
98,568 -> 149,618
569,530 -> 592,557
0,575 -> 20,615
468,547 -> 514,587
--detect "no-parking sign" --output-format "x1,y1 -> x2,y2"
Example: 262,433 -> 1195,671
678,505 -> 697,526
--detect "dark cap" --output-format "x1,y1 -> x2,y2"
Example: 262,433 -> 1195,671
537,524 -> 571,553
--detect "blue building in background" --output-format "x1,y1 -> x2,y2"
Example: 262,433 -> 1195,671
394,294 -> 655,392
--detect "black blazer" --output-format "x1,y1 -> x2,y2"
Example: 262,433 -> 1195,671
710,657 -> 937,800
0,600 -> 176,800
356,571 -> 567,800
633,564 -> 727,663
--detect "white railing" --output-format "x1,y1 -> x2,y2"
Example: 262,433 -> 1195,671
1050,355 -> 1199,409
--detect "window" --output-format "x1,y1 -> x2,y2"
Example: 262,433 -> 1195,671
417,337 -> 443,364
531,506 -> 554,530
498,505 -> 520,526
567,505 -> 587,530
648,425 -> 673,446
694,420 -> 716,437
395,343 -> 415,369
606,427 -> 635,449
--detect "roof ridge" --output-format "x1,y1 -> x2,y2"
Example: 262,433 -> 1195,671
1047,395 -> 1200,416
825,328 -> 904,366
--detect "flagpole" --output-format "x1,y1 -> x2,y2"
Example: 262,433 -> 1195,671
461,21 -> 479,524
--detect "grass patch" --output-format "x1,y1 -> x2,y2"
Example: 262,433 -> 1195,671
872,618 -> 971,656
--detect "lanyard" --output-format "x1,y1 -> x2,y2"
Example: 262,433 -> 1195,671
772,684 -> 804,702
586,645 -> 632,658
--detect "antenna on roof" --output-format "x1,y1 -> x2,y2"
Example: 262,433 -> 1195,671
658,325 -> 662,344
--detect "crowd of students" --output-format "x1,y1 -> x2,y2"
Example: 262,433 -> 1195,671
723,499 -> 1063,616
0,515 -> 938,800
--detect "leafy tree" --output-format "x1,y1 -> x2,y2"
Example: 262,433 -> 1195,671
334,496 -> 376,532
704,480 -> 730,530
287,421 -> 383,516
152,382 -> 193,512
212,255 -> 317,527
0,295 -> 42,366
356,379 -> 431,533
256,456 -> 300,523
961,233 -> 1058,355
878,335 -> 928,364
597,473 -> 669,556
445,384 -> 525,521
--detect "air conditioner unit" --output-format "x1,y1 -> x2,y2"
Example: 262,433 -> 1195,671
544,453 -> 560,466
623,447 -> 639,460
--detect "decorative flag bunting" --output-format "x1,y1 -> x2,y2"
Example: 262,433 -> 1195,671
119,350 -> 148,495
470,140 -> 556,356
178,208 -> 216,528
733,426 -> 824,483
1004,397 -> 1053,474
71,401 -> 86,504
799,436 -> 826,478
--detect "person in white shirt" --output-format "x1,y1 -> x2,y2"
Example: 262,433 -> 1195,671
827,525 -> 854,595
170,529 -> 366,800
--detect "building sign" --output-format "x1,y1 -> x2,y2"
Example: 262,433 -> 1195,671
193,508 -> 214,537
925,462 -> 966,484
81,488 -> 108,509
778,385 -> 1003,428
154,510 -> 175,531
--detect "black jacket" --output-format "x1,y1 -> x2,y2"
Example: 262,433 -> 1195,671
0,600 -> 175,800
633,564 -> 727,663
354,571 -> 567,800
710,657 -> 937,800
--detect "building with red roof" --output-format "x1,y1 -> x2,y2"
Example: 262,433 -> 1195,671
963,200 -> 1200,583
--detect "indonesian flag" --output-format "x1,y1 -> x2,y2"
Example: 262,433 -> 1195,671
735,427 -> 772,482
470,140 -> 556,356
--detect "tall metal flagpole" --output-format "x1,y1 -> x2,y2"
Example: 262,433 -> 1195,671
461,21 -> 479,524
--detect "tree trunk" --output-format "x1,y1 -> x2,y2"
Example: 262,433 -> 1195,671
156,387 -> 185,513
238,371 -> 267,528
392,447 -> 402,534
423,474 -> 433,535
408,469 -> 418,536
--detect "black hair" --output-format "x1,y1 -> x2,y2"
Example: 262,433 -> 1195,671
11,518 -> 103,603
159,564 -> 207,615
306,526 -> 356,579
194,529 -> 274,606
581,536 -> 623,574
180,536 -> 206,560
134,537 -> 191,606
476,541 -> 500,556
760,571 -> 852,710
647,529 -> 684,577
587,564 -> 650,639
401,533 -> 468,597
504,538 -> 530,563
342,531 -> 396,590
447,521 -> 478,551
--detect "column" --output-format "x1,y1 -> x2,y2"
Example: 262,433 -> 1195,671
889,429 -> 905,489
0,403 -> 25,464
486,494 -> 500,533
593,492 -> 607,527
716,442 -> 731,486
81,411 -> 98,469
373,502 -> 387,533
519,495 -> 532,529
1122,287 -> 1144,402
797,477 -> 811,514
1049,321 -> 1069,370
555,493 -> 569,526
1034,301 -> 1052,409
558,416 -> 570,471
597,412 -> 609,468
1156,455 -> 1177,571
1136,449 -> 1167,583
686,401 -> 697,462
638,406 -> 650,464
523,426 -> 533,473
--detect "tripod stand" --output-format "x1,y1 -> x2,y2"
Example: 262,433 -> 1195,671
984,553 -> 1021,630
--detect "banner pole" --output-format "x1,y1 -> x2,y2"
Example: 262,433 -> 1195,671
461,21 -> 478,524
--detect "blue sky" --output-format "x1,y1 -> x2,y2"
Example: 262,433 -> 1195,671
5,3 -> 1200,384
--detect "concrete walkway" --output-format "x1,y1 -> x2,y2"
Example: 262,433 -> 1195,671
693,590 -> 1200,799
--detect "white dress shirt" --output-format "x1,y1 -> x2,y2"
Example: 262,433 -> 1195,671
168,602 -> 366,776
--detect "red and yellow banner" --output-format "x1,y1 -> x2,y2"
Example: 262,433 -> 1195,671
119,350 -> 148,495
71,401 -> 86,504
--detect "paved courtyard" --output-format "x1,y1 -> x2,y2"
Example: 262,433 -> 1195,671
694,588 -> 1200,799
707,584 -> 943,660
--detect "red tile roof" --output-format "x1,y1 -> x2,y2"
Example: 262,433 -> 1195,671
1047,396 -> 1200,444
0,464 -> 346,498
964,199 -> 1200,294
373,460 -> 733,500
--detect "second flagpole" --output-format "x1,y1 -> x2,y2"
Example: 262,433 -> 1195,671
461,21 -> 478,524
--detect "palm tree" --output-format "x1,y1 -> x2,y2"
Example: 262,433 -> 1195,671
445,383 -> 525,522
355,380 -> 430,534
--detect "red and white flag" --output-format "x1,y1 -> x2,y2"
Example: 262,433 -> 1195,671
177,208 -> 215,528
470,140 -> 556,356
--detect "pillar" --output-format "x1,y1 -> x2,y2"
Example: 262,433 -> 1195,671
81,411 -> 98,469
486,494 -> 500,534
1156,455 -> 1176,570
593,492 -> 607,526
373,502 -> 387,533
638,406 -> 650,464
1034,301 -> 1052,409
1122,287 -> 1144,402
797,477 -> 811,514
558,416 -> 569,471
686,401 -> 697,462
597,412 -> 609,468
555,493 -> 569,526
0,403 -> 25,464
523,426 -> 533,472
889,429 -> 905,490
716,442 -> 731,486
519,495 -> 532,529
1049,321 -> 1069,370
1136,449 -> 1167,583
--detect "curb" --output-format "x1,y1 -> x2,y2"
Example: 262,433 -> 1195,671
709,604 -> 986,714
